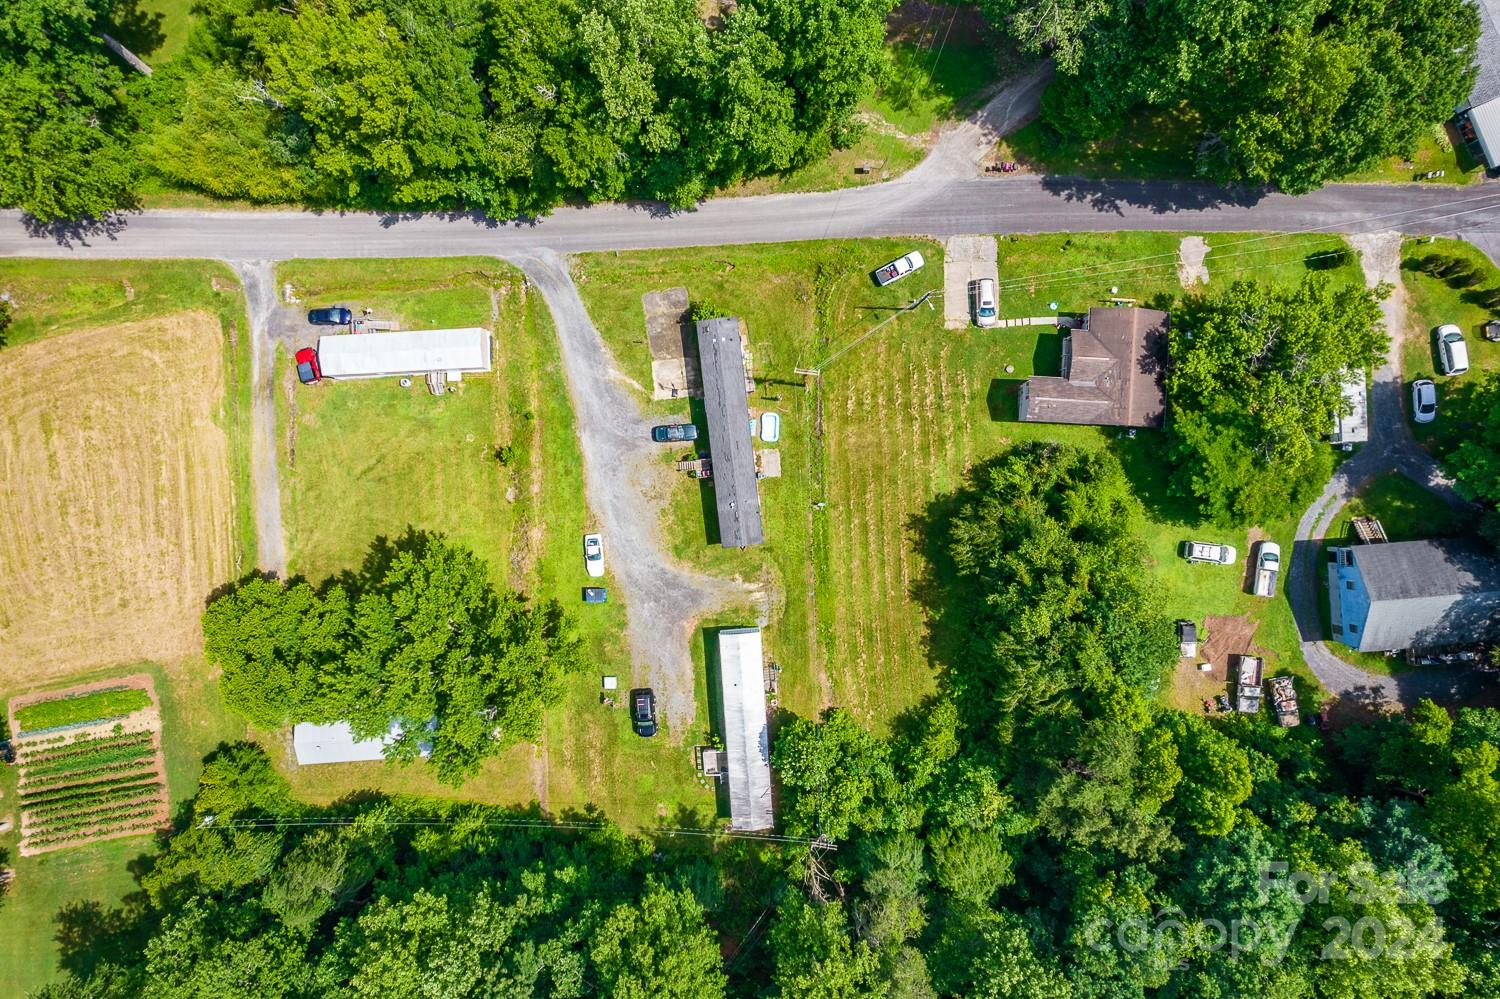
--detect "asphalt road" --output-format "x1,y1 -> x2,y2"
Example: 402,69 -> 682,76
3,179 -> 1500,262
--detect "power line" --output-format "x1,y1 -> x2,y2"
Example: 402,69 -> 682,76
202,814 -> 834,848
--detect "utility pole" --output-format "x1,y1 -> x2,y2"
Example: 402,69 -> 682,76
795,289 -> 940,382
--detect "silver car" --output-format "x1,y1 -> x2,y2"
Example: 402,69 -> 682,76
1411,378 -> 1437,424
1436,325 -> 1469,375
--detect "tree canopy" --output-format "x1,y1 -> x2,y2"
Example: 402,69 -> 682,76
203,533 -> 580,784
1165,277 -> 1388,524
983,0 -> 1480,192
6,0 -> 897,219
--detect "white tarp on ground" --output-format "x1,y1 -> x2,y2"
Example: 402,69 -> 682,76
717,627 -> 774,831
292,719 -> 433,765
317,328 -> 492,380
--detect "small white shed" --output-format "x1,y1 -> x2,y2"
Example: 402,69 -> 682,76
292,719 -> 433,765
317,328 -> 492,381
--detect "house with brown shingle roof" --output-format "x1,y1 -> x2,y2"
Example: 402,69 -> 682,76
1018,306 -> 1169,428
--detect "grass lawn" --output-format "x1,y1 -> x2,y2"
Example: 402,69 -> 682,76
1002,107 -> 1483,187
724,130 -> 926,196
1002,106 -> 1202,180
1399,237 -> 1500,458
271,258 -> 715,829
0,660 -> 244,993
867,40 -> 997,136
1342,127 -> 1484,186
573,231 -> 1363,731
109,0 -> 197,64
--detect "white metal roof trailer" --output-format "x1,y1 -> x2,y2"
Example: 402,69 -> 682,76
292,719 -> 433,765
316,328 -> 492,380
717,627 -> 774,831
1330,369 -> 1368,445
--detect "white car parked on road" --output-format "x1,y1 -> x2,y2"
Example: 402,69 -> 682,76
583,533 -> 604,578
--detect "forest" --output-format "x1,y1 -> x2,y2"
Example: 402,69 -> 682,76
32,442 -> 1500,998
0,0 -> 1483,220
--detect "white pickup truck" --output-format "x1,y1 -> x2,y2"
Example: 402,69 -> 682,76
1180,540 -> 1237,565
1253,541 -> 1281,598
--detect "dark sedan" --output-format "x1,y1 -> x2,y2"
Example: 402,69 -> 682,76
307,306 -> 353,326
652,423 -> 699,443
631,688 -> 658,737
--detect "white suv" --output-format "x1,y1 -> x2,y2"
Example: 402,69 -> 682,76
1437,324 -> 1470,375
971,278 -> 998,327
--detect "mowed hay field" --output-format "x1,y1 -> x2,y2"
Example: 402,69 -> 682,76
0,314 -> 235,682
577,233 -> 1363,732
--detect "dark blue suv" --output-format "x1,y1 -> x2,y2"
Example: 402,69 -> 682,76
307,306 -> 353,326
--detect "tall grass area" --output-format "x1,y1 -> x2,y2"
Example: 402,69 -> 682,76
575,232 -> 1365,731
0,661 -> 244,994
0,257 -> 257,583
271,258 -> 715,828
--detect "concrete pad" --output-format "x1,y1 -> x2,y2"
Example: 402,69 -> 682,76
1178,236 -> 1209,288
943,235 -> 998,329
642,287 -> 702,399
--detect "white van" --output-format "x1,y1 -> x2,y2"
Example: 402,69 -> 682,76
1437,324 -> 1470,375
971,278 -> 997,327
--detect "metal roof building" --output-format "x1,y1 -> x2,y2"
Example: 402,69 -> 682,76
696,318 -> 763,547
292,720 -> 433,765
717,627 -> 774,831
317,328 -> 492,380
1330,369 -> 1369,445
1456,0 -> 1500,169
1328,538 -> 1500,651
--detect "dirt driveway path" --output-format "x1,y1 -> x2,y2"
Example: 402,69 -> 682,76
1287,231 -> 1482,710
506,249 -> 760,733
230,260 -> 288,578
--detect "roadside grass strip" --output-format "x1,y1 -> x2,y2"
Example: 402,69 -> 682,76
14,687 -> 151,733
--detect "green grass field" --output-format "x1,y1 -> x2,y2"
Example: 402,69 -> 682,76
109,0 -> 197,64
0,661 -> 243,994
574,231 -> 1363,731
271,258 -> 716,829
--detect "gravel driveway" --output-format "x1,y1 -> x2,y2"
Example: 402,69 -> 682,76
1287,231 -> 1483,708
230,260 -> 289,579
506,250 -> 759,734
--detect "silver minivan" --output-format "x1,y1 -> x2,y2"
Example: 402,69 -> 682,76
1437,324 -> 1470,375
971,278 -> 997,328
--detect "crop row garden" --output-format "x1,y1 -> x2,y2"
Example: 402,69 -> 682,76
10,687 -> 169,855
14,686 -> 152,733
